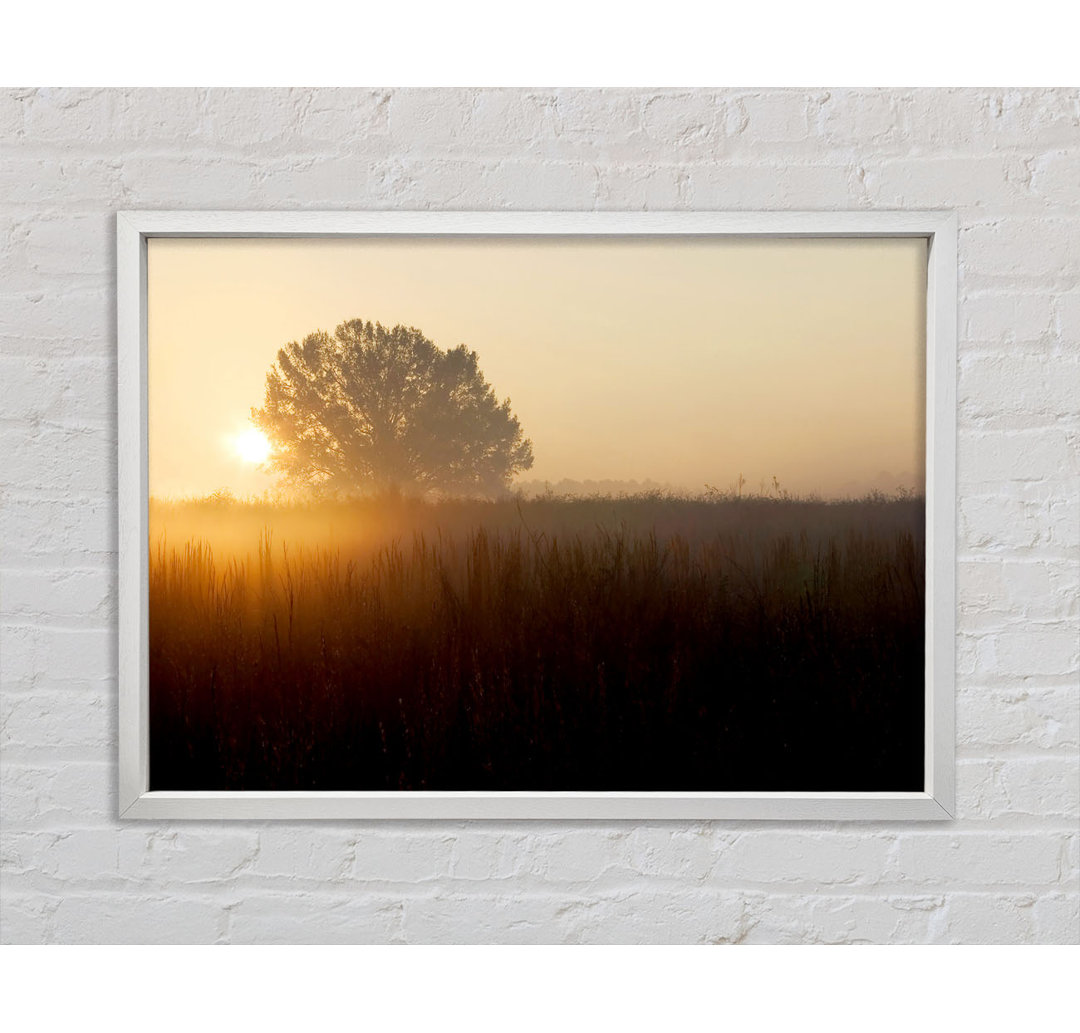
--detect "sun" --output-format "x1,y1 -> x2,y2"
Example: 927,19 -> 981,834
233,428 -> 272,465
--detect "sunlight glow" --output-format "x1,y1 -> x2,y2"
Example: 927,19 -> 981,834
233,428 -> 272,465
150,237 -> 925,499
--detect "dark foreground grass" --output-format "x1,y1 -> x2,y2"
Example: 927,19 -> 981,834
149,493 -> 924,791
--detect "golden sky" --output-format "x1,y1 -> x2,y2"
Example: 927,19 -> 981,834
147,235 -> 926,499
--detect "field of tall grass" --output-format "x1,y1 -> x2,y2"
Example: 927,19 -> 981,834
149,491 -> 925,791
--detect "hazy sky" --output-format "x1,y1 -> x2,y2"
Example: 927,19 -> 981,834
148,235 -> 926,499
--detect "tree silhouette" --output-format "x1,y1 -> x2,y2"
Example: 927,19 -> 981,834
252,319 -> 534,496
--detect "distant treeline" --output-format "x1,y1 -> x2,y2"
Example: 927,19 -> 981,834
511,476 -> 921,501
512,477 -> 679,498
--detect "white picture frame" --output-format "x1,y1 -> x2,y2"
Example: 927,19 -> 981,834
118,210 -> 957,820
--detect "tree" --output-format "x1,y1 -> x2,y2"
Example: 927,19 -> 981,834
252,318 -> 534,497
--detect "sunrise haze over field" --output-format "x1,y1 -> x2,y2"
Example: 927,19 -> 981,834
147,233 -> 928,792
148,235 -> 926,499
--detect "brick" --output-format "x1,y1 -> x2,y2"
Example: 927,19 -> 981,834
0,289 -> 113,347
296,89 -> 392,149
400,892 -> 571,944
2,495 -> 115,560
534,828 -> 633,883
553,90 -> 649,163
467,91 -> 565,160
958,488 -> 1079,553
737,92 -> 811,144
985,629 -> 1079,678
448,830 -> 537,881
110,88 -> 211,145
248,155 -> 381,206
117,829 -> 259,884
962,218 -> 1080,283
956,757 -> 1080,820
24,214 -> 112,277
957,558 -> 1078,630
34,829 -> 121,880
460,159 -> 601,210
996,757 -> 1080,819
624,826 -> 721,881
743,893 -> 944,944
117,154 -> 262,207
958,684 -> 1080,751
202,87 -> 307,147
248,828 -> 355,882
228,893 -> 405,944
596,164 -> 685,209
639,92 -> 742,158
0,356 -> 115,424
1,422 -> 115,495
348,831 -> 455,883
19,88 -> 115,147
900,88 -> 1080,151
0,88 -> 29,139
0,157 -> 124,207
1054,290 -> 1080,336
1032,893 -> 1080,944
891,834 -> 1065,886
1,761 -> 113,826
939,893 -> 1037,943
814,89 -> 907,149
0,688 -> 113,756
865,156 -> 1024,208
0,893 -> 59,944
50,893 -> 227,944
1029,149 -> 1080,205
959,351 -> 1080,421
957,428 -> 1078,487
0,626 -> 115,685
561,889 -> 751,944
388,90 -> 476,150
685,161 -> 863,208
714,832 -> 893,886
961,291 -> 1055,343
2,568 -> 114,622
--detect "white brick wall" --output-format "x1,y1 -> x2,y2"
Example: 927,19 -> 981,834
1,87 -> 1077,944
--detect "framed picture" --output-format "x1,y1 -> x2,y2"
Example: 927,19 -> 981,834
118,210 -> 956,820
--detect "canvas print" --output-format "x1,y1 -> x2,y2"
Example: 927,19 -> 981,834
147,235 -> 926,792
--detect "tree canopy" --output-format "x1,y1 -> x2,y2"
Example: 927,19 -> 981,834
252,319 -> 534,497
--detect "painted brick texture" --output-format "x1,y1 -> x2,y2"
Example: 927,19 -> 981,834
1,88 -> 1077,944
